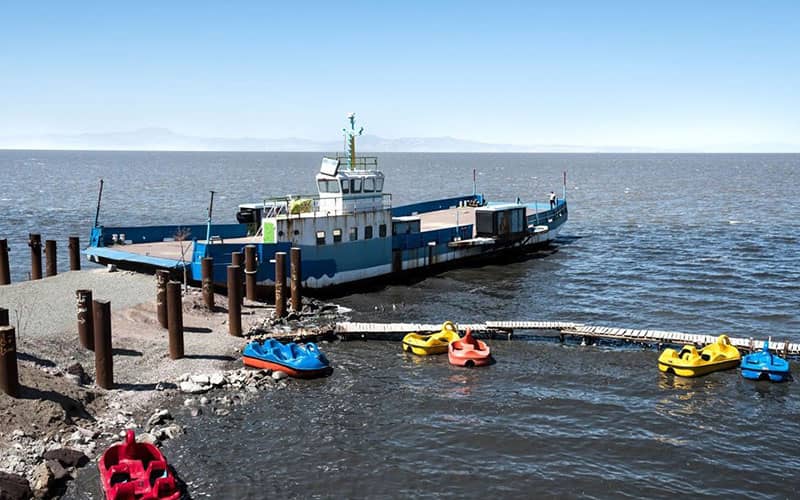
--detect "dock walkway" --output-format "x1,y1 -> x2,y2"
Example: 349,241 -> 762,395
332,320 -> 800,356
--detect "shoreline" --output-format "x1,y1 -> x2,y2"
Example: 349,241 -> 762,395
0,269 -> 344,498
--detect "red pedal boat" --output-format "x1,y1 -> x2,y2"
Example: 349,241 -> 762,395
99,430 -> 180,500
448,329 -> 492,367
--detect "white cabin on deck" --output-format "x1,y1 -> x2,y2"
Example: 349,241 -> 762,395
250,156 -> 394,248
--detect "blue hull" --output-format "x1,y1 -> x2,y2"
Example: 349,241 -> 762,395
85,195 -> 568,290
740,342 -> 791,383
242,339 -> 332,377
741,368 -> 790,383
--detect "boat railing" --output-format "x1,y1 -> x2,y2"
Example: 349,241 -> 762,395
261,193 -> 392,218
335,155 -> 379,170
337,193 -> 392,213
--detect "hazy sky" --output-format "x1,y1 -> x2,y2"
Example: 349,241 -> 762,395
1,1 -> 798,150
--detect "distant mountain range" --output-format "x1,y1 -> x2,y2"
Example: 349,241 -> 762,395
0,127 -> 796,152
0,127 -> 657,153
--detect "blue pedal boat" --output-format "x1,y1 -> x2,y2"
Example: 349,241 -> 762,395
741,341 -> 791,382
243,339 -> 332,378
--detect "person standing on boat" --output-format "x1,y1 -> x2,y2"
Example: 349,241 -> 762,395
549,191 -> 556,209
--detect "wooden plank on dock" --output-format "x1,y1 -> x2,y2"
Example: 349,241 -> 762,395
331,321 -> 800,356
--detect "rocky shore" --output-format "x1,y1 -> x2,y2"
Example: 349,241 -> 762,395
0,269 -> 346,499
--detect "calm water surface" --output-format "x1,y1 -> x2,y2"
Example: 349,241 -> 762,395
1,151 -> 798,498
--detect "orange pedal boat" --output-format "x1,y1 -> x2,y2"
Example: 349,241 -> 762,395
448,329 -> 492,367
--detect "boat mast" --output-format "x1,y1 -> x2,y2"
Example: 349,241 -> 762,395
343,112 -> 364,170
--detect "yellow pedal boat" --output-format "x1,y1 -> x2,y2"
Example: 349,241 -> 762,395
402,321 -> 461,355
658,334 -> 741,377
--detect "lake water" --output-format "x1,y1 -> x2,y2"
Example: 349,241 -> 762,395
2,151 -> 798,498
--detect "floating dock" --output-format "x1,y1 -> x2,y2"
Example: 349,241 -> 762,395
329,321 -> 800,357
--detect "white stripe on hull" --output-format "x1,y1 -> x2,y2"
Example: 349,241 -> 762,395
258,224 -> 563,289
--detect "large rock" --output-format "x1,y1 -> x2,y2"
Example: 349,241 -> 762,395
209,373 -> 225,387
0,471 -> 32,500
42,448 -> 89,469
30,463 -> 51,496
154,424 -> 183,442
137,433 -> 158,446
146,409 -> 173,428
179,381 -> 210,394
44,461 -> 69,482
65,363 -> 91,386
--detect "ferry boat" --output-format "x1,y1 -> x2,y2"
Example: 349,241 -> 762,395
85,114 -> 568,292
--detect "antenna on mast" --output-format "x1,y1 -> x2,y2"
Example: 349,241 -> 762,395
342,112 -> 364,170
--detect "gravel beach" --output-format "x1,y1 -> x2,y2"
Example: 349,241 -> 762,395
0,268 -> 285,498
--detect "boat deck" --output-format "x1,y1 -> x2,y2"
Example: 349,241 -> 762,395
87,236 -> 261,269
418,206 -> 477,232
416,201 -> 549,233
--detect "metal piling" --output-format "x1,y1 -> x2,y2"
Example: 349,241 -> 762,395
28,233 -> 42,280
290,247 -> 302,312
68,236 -> 81,271
0,239 -> 10,285
0,325 -> 20,398
156,270 -> 169,329
76,289 -> 94,350
92,299 -> 113,389
275,252 -> 287,318
245,245 -> 257,302
231,251 -> 244,305
45,239 -> 57,277
227,265 -> 242,336
167,281 -> 184,359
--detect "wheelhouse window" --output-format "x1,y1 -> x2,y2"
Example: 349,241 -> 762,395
363,177 -> 375,192
379,224 -> 387,237
365,225 -> 373,239
316,231 -> 326,245
375,177 -> 384,192
349,227 -> 358,241
333,228 -> 342,243
341,179 -> 350,194
317,179 -> 340,193
350,178 -> 362,193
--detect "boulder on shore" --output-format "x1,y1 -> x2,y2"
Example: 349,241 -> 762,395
0,471 -> 32,500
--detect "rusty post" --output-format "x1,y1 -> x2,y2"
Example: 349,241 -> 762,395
45,239 -> 57,277
274,252 -> 286,318
244,245 -> 257,302
290,247 -> 302,312
167,281 -> 184,359
0,326 -> 20,397
76,289 -> 94,351
201,257 -> 214,310
0,308 -> 8,326
227,265 -> 242,336
92,299 -> 113,389
68,236 -> 81,271
0,239 -> 10,285
231,251 -> 244,305
28,233 -> 42,280
783,340 -> 789,359
156,270 -> 169,329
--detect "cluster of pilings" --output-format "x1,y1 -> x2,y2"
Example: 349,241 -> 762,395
0,243 -> 306,398
197,245 -> 303,336
0,235 -> 81,285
